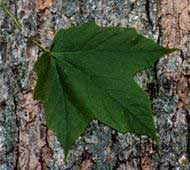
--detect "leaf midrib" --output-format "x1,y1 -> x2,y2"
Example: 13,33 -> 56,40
53,55 -> 130,128
51,48 -> 163,55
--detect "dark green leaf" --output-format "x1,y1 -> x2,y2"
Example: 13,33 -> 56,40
34,21 -> 176,158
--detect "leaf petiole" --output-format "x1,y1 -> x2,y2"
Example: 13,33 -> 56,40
0,1 -> 22,30
0,0 -> 49,53
26,38 -> 50,53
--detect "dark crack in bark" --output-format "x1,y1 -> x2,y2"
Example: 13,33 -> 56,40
145,0 -> 153,28
13,96 -> 20,170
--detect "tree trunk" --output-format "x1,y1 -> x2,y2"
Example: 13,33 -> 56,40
0,0 -> 189,169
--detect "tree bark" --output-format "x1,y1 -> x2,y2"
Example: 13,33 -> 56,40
0,0 -> 189,169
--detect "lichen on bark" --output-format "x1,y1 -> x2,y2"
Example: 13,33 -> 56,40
0,0 -> 189,169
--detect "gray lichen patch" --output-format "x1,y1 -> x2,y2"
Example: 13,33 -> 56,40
0,68 -> 19,169
153,52 -> 189,169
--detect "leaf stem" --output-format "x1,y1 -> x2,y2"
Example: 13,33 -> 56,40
0,0 -> 49,53
0,1 -> 22,30
26,38 -> 50,53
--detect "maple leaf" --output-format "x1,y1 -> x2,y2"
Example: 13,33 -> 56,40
34,21 -> 176,158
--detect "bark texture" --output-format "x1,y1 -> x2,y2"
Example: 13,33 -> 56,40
0,0 -> 189,169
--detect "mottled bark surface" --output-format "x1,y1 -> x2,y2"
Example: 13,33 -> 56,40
0,0 -> 189,169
